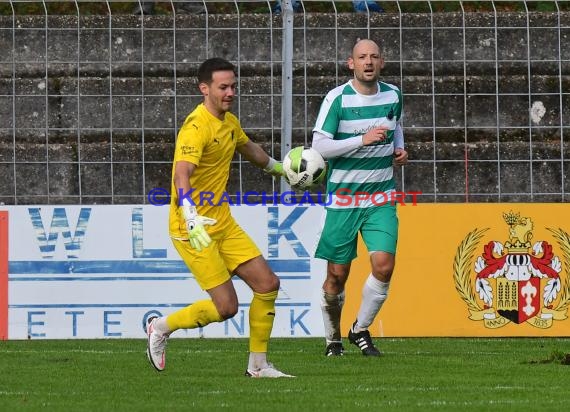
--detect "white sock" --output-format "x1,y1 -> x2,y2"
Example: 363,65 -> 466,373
320,289 -> 345,345
354,274 -> 389,332
248,352 -> 268,371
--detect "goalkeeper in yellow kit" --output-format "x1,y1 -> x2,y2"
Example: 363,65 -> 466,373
146,57 -> 294,378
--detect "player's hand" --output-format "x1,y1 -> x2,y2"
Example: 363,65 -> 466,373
393,148 -> 408,166
362,126 -> 389,146
181,204 -> 217,251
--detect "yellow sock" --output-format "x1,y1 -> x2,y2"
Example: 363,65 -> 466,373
249,290 -> 278,353
165,299 -> 223,331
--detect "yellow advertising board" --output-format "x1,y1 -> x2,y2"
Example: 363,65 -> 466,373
342,204 -> 570,337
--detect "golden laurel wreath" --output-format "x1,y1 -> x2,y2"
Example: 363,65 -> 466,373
453,227 -> 570,321
544,228 -> 570,319
452,228 -> 492,320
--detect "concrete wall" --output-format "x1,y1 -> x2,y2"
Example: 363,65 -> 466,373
0,11 -> 569,204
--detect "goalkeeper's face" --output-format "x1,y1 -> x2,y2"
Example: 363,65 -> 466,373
201,70 -> 237,118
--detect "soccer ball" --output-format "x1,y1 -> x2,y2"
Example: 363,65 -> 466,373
283,146 -> 326,190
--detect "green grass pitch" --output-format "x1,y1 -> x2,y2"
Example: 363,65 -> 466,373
1,337 -> 570,411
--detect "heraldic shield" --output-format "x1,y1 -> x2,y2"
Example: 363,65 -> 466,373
496,276 -> 540,324
453,211 -> 570,329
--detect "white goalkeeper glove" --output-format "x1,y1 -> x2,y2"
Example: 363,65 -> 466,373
263,157 -> 285,178
181,199 -> 217,251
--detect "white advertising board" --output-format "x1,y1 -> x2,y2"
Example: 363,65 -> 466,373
1,205 -> 326,339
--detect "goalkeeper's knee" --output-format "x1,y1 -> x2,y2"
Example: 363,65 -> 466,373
216,303 -> 238,320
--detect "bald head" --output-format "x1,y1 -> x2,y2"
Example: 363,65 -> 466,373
347,39 -> 384,94
352,39 -> 381,58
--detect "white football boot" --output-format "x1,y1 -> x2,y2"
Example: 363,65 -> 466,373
245,363 -> 295,378
146,316 -> 167,371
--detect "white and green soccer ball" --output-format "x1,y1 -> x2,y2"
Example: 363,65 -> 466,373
283,146 -> 326,190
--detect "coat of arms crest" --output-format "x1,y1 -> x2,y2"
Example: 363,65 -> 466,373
453,211 -> 570,328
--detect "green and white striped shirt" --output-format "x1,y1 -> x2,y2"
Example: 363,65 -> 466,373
313,80 -> 403,209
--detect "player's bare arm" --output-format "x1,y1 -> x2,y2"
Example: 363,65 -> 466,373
236,140 -> 270,168
173,160 -> 196,196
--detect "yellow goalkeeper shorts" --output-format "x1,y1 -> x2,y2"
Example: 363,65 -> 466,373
172,220 -> 261,291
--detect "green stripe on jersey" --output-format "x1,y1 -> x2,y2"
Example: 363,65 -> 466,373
330,154 -> 394,171
320,96 -> 342,135
340,105 -> 395,121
